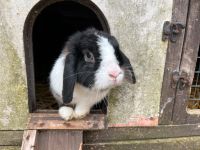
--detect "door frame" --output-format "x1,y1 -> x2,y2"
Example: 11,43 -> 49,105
159,0 -> 200,125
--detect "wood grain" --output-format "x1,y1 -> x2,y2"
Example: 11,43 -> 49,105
159,0 -> 190,125
172,0 -> 200,124
35,130 -> 82,150
84,125 -> 200,143
0,146 -> 21,150
27,113 -> 106,130
83,136 -> 200,150
21,130 -> 38,150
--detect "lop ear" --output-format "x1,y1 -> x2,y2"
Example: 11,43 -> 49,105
119,50 -> 136,84
62,53 -> 77,104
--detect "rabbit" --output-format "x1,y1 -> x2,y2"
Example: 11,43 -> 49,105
49,28 -> 136,121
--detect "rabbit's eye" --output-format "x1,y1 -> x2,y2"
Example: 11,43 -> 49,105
84,51 -> 95,63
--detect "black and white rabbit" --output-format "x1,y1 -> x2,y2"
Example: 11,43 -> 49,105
49,28 -> 136,121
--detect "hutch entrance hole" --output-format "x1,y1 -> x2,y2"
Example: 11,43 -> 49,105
24,1 -> 109,113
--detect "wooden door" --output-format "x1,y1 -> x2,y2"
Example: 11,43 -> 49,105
160,0 -> 200,125
172,0 -> 200,124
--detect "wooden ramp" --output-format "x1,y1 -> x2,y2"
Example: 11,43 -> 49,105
21,113 -> 106,150
21,130 -> 82,150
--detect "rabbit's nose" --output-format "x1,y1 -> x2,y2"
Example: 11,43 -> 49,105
108,71 -> 122,79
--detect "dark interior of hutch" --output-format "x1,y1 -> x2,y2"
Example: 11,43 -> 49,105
32,1 -> 107,113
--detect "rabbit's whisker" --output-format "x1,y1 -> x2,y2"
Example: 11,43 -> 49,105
64,71 -> 94,79
64,71 -> 108,80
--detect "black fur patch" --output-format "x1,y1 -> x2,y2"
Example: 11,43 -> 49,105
65,28 -> 101,88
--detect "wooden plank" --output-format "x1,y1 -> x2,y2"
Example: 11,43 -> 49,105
84,125 -> 200,143
108,116 -> 158,127
24,14 -> 37,112
0,131 -> 23,146
83,136 -> 200,150
0,146 -> 21,150
159,0 -> 190,125
21,130 -> 38,150
35,130 -> 82,150
172,0 -> 200,124
1,125 -> 200,148
27,113 -> 106,130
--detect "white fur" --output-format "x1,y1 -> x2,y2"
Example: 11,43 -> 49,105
95,36 -> 124,89
59,106 -> 74,120
49,54 -> 65,105
50,35 -> 124,121
50,54 -> 109,121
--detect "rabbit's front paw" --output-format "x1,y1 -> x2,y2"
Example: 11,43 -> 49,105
73,106 -> 90,119
59,106 -> 74,121
73,112 -> 88,119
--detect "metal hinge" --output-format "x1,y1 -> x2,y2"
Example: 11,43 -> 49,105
162,21 -> 185,43
171,70 -> 190,90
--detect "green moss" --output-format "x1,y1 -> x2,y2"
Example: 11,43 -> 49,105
0,19 -> 28,129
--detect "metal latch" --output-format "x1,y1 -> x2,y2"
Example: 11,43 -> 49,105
162,21 -> 185,43
171,71 -> 180,89
171,70 -> 190,90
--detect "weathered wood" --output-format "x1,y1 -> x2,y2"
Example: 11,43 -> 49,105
0,131 -> 23,146
84,125 -> 200,143
21,130 -> 38,150
83,136 -> 200,150
108,116 -> 158,127
172,0 -> 200,124
1,125 -> 200,148
159,0 -> 190,125
27,113 -> 106,130
2,125 -> 200,149
24,12 -> 36,112
0,146 -> 20,150
35,130 -> 82,150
